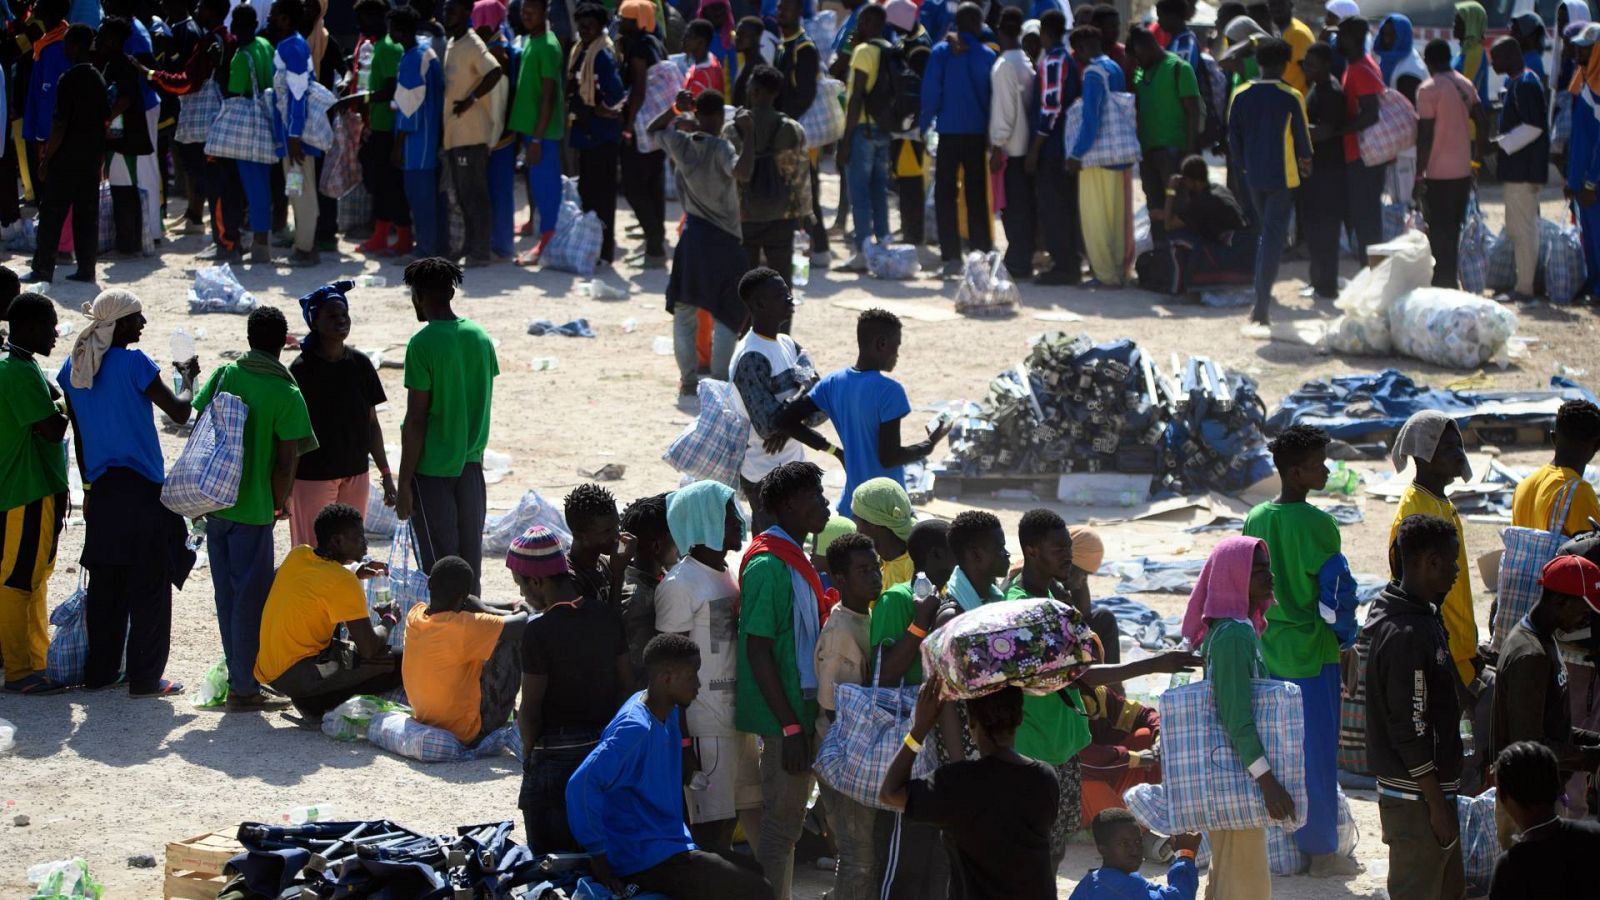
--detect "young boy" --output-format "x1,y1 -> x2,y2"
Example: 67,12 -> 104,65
1007,509 -> 1120,671
0,294 -> 70,694
1365,514 -> 1466,900
727,267 -> 830,533
1511,399 -> 1600,536
564,483 -> 625,609
814,531 -> 884,900
849,477 -> 916,588
507,0 -> 564,265
1068,809 -> 1199,900
619,493 -> 677,686
869,519 -> 952,686
396,258 -> 499,586
1487,741 -> 1600,899
514,525 -> 632,854
567,633 -> 772,899
682,19 -> 726,96
734,460 -> 832,900
255,504 -> 399,718
1388,410 -> 1480,690
402,555 -> 530,745
777,309 -> 953,517
1241,424 -> 1355,876
655,481 -> 760,852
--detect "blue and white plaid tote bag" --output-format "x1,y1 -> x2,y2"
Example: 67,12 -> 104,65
1063,67 -> 1141,169
813,650 -> 939,809
44,574 -> 89,686
175,80 -> 224,144
161,386 -> 248,519
1160,678 -> 1308,833
205,61 -> 279,164
1494,479 -> 1581,647
663,379 -> 748,487
542,202 -> 603,276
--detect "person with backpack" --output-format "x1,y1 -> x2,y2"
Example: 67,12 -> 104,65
726,65 -> 809,295
773,0 -> 829,269
920,2 -> 995,278
886,0 -> 932,248
836,3 -> 895,272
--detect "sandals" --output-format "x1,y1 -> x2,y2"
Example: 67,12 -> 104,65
130,679 -> 185,699
3,674 -> 69,695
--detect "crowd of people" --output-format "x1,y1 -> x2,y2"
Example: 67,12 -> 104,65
6,0 -> 1600,898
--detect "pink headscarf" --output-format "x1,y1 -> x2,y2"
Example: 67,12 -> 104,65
472,0 -> 507,31
698,0 -> 735,46
1180,536 -> 1273,647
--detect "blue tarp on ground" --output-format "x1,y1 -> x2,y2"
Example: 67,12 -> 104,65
1264,370 -> 1597,441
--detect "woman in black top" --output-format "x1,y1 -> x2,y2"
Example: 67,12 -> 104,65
286,282 -> 395,547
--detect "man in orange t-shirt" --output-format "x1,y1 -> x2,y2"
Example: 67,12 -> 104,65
402,555 -> 531,745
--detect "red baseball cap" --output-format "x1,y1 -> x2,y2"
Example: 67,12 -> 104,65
1539,555 -> 1600,613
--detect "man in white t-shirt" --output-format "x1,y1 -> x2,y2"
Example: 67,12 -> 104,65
728,267 -> 839,532
656,480 -> 764,852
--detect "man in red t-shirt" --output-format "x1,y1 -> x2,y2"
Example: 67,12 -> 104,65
1337,16 -> 1386,266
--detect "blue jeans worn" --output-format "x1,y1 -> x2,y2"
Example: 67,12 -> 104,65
402,167 -> 442,257
204,517 -> 276,695
673,302 -> 736,386
1248,186 -> 1294,321
525,137 -> 563,236
488,143 -> 517,257
518,734 -> 600,854
845,125 -> 891,250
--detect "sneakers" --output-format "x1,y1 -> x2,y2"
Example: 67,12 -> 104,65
809,250 -> 831,269
225,691 -> 294,712
1033,268 -> 1080,286
841,251 -> 869,272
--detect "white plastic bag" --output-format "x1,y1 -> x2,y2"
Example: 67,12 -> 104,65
1390,287 -> 1519,368
865,242 -> 919,280
187,263 -> 259,315
1324,230 -> 1434,357
483,490 -> 572,555
953,251 -> 1019,317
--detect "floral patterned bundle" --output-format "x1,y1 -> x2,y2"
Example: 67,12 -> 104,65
921,598 -> 1096,699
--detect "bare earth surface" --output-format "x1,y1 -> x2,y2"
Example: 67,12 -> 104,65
2,175 -> 1598,898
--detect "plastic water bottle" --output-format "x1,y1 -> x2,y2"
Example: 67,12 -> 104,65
285,170 -> 304,198
357,41 -> 375,91
171,327 -> 196,363
1460,712 -> 1475,758
357,274 -> 387,288
912,571 -> 935,601
368,574 -> 392,608
792,252 -> 810,287
528,357 -> 559,371
283,804 -> 334,824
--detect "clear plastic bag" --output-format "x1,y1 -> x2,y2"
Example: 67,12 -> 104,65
187,263 -> 259,315
321,694 -> 407,742
953,251 -> 1019,317
865,242 -> 919,280
1390,287 -> 1519,368
483,490 -> 572,555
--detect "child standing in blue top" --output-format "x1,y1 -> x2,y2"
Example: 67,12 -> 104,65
775,309 -> 951,517
1068,809 -> 1200,900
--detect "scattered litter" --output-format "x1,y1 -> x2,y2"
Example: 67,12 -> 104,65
527,357 -> 559,371
620,317 -> 638,333
187,264 -> 258,315
865,242 -> 919,279
1320,503 -> 1365,525
55,321 -> 74,336
526,318 -> 594,338
356,274 -> 386,288
481,449 -> 513,484
577,463 -> 625,481
1555,363 -> 1588,378
1101,557 -> 1206,595
193,657 -> 229,708
652,336 -> 674,355
1319,461 -> 1362,495
575,279 -> 629,300
25,858 -> 101,899
125,855 -> 156,870
0,717 -> 14,754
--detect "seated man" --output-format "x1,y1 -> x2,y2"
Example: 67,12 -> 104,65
1160,154 -> 1254,296
254,503 -> 401,717
1078,684 -> 1162,828
567,633 -> 771,899
402,555 -> 531,746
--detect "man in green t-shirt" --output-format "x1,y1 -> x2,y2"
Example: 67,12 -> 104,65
1129,27 -> 1200,244
0,295 -> 70,695
1241,423 -> 1357,877
395,258 -> 499,591
507,0 -> 567,260
734,460 -> 831,900
193,305 -> 315,711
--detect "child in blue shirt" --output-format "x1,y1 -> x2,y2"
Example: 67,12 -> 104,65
775,308 -> 952,517
1068,809 -> 1200,900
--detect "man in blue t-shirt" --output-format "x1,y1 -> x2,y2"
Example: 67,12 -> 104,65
774,309 -> 951,517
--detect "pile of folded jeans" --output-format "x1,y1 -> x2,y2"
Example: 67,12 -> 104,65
945,335 -> 1274,496
217,820 -> 595,899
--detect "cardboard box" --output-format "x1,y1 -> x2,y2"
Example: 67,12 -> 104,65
165,831 -> 240,899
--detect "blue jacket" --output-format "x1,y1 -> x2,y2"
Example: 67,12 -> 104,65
1066,860 -> 1199,900
918,31 -> 996,135
273,34 -> 322,158
1569,85 -> 1600,191
920,0 -> 956,43
1317,552 -> 1360,648
395,38 -> 444,171
1226,79 -> 1311,191
24,42 -> 69,143
1032,45 -> 1081,162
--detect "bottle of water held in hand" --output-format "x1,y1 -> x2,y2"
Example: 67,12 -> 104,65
912,571 -> 935,601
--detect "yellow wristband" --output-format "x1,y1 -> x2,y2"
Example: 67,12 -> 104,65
903,732 -> 924,753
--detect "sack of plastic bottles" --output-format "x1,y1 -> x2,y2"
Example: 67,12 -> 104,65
1389,288 -> 1518,369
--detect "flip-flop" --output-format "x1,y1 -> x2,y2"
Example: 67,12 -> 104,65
130,679 -> 185,699
3,675 -> 69,695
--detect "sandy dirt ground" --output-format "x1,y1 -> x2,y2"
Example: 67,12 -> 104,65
2,169 -> 1597,898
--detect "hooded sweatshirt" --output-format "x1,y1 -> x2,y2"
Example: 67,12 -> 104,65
1362,582 -> 1463,801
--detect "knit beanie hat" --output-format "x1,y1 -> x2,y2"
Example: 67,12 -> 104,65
507,526 -> 569,578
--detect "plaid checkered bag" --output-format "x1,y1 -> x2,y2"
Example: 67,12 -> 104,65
543,201 -> 603,276
1487,230 -> 1516,292
663,379 -> 747,487
175,80 -> 223,144
161,386 -> 248,518
1457,192 -> 1490,295
319,110 -> 363,199
205,62 -> 280,164
269,79 -> 337,152
814,650 -> 940,809
1267,789 -> 1359,875
634,61 -> 684,154
1338,631 -> 1372,774
367,710 -> 519,762
799,78 -> 847,150
97,182 -> 153,254
1541,214 -> 1585,303
1063,68 -> 1140,169
1358,89 -> 1418,167
338,184 -> 372,231
1458,788 -> 1498,893
1494,480 -> 1581,647
1160,679 -> 1308,833
44,574 -> 88,686
1121,783 -> 1213,868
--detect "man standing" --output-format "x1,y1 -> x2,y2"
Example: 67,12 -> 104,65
567,3 -> 626,264
507,0 -> 564,265
990,8 -> 1036,280
1129,26 -> 1200,245
270,0 -> 322,267
23,0 -> 73,182
836,3 -> 893,272
1337,16 -> 1386,267
1415,39 -> 1488,290
391,5 -> 446,260
1492,35 -> 1550,303
1227,37 -> 1311,326
618,0 -> 669,268
1269,0 -> 1315,94
725,66 -> 809,292
352,0 -> 412,256
921,3 -> 996,277
146,0 -> 237,255
1067,25 -> 1132,287
1299,42 -> 1345,300
1027,10 -> 1083,285
395,258 -> 499,588
439,0 -> 504,267
773,0 -> 828,267
0,295 -> 70,695
193,306 -> 316,712
22,23 -> 105,288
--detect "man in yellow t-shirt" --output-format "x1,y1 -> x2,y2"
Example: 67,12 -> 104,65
1387,412 -> 1479,688
1511,400 -> 1600,536
1269,0 -> 1316,93
255,504 -> 399,717
403,556 -> 530,745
